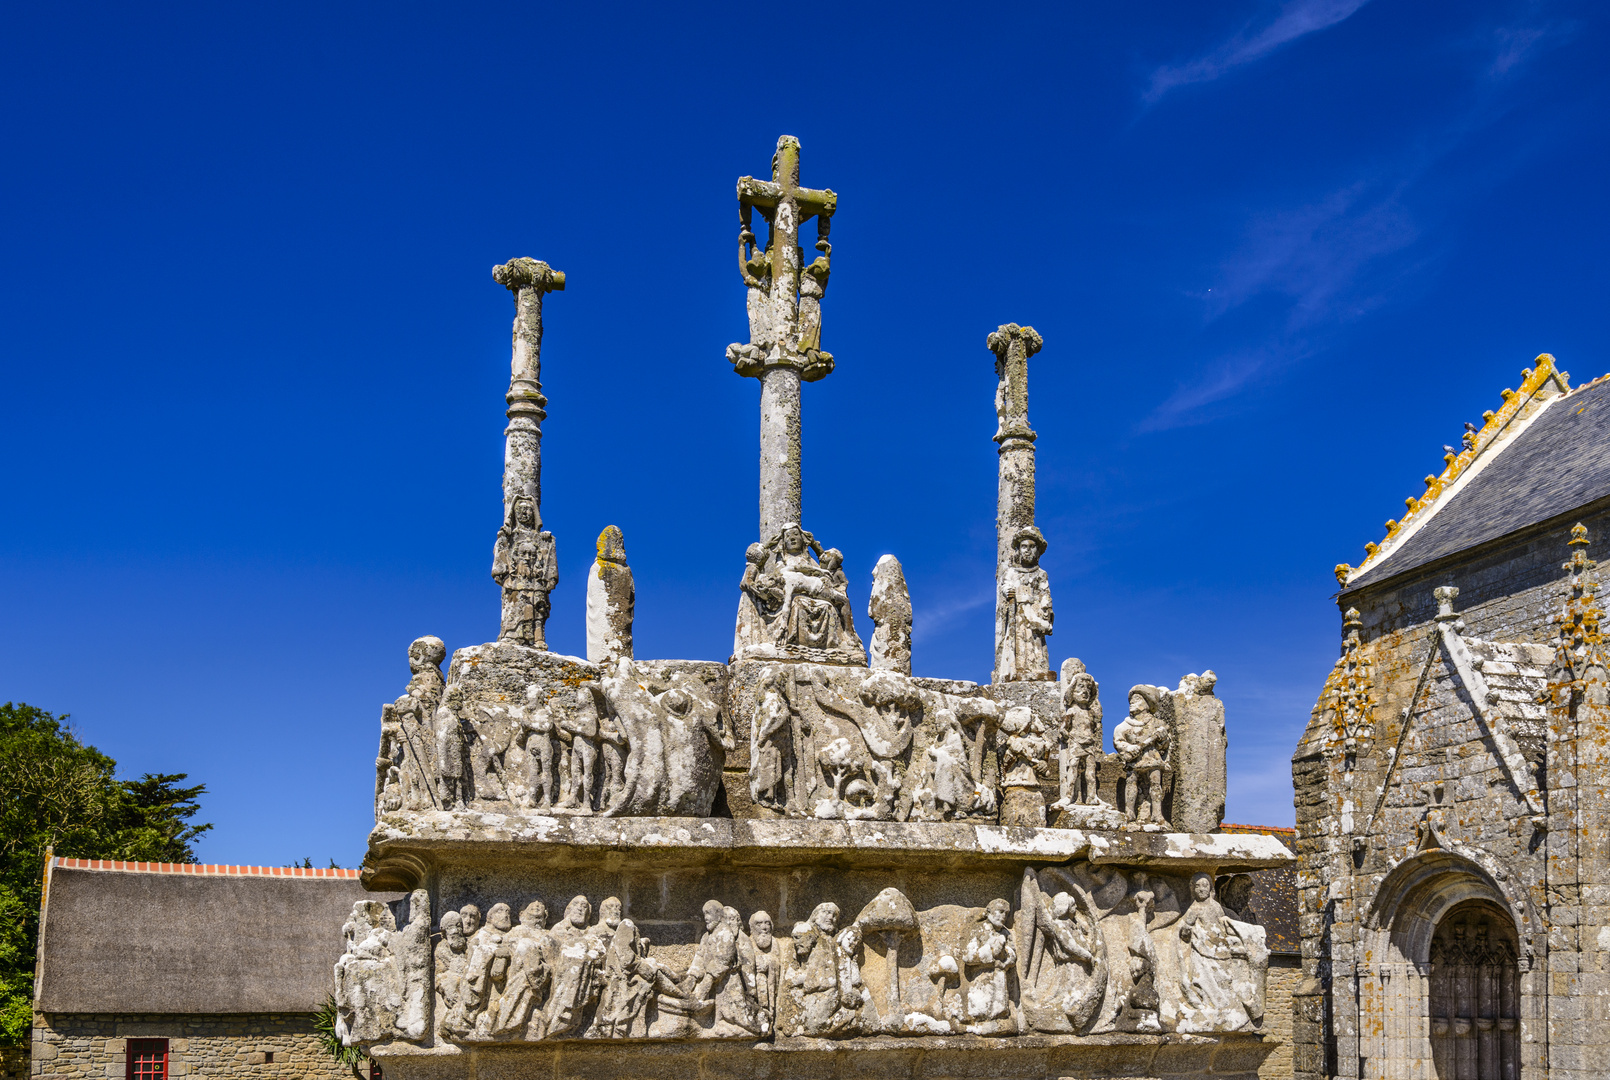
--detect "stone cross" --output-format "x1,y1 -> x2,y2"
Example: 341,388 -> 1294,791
733,136 -> 838,541
988,324 -> 1052,680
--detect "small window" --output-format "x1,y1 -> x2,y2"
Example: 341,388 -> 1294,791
127,1039 -> 168,1080
263,1054 -> 274,1065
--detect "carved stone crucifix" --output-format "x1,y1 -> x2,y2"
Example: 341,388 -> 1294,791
732,136 -> 837,541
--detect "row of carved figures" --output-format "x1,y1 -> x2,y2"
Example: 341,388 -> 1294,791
375,638 -> 1227,831
333,868 -> 1269,1048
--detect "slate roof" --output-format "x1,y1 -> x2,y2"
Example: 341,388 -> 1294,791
1220,824 -> 1298,955
35,858 -> 397,1015
1348,374 -> 1610,591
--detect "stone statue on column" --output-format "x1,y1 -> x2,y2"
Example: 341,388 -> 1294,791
491,257 -> 564,649
988,324 -> 1054,682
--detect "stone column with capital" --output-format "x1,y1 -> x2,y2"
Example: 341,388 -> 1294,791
490,258 -> 564,648
989,323 -> 1054,683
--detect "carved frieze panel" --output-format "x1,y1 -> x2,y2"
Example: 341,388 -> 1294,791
336,861 -> 1271,1050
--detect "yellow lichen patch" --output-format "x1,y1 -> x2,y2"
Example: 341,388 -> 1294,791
1340,354 -> 1570,588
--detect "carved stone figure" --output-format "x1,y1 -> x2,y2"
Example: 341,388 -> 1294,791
490,901 -> 552,1040
1114,686 -> 1172,826
1052,659 -> 1103,810
334,901 -> 400,1045
434,911 -> 468,1039
1171,671 -> 1227,832
961,899 -> 1018,1035
1020,870 -> 1106,1034
787,902 -> 861,1037
600,659 -> 730,817
543,896 -> 604,1037
739,911 -> 781,1035
996,526 -> 1053,682
333,890 -> 431,1046
596,915 -> 683,1039
796,239 -> 831,369
868,554 -> 913,674
686,900 -> 761,1037
460,902 -> 512,1038
586,525 -> 634,664
1117,877 -> 1162,1033
434,684 -> 468,809
725,222 -> 772,377
376,636 -> 446,815
998,706 -> 1052,827
516,687 -> 557,809
1175,872 -> 1266,1033
749,668 -> 792,811
927,709 -> 973,820
492,495 -> 558,648
468,702 -> 515,803
557,686 -> 601,813
737,524 -> 866,659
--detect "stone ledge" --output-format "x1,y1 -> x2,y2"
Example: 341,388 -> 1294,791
368,1031 -> 1276,1080
363,814 -> 1293,887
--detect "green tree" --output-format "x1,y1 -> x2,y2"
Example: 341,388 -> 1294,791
0,702 -> 212,1045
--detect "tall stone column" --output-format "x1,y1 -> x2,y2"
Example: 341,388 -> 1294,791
490,258 -> 565,648
492,258 -> 565,518
989,324 -> 1053,683
731,136 -> 837,542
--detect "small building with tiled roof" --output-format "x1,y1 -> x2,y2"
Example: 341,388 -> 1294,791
29,858 -> 396,1080
1294,353 -> 1610,1080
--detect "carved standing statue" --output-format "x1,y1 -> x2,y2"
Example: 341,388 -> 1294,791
492,495 -> 558,648
1053,659 -> 1104,810
996,526 -> 1053,681
1114,686 -> 1172,826
960,899 -> 1018,1035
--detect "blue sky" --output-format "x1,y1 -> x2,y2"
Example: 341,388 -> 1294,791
3,1 -> 1605,864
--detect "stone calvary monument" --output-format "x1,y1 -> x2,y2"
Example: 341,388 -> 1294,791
339,138 -> 1292,1079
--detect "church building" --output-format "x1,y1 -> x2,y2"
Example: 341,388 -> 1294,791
1295,353 -> 1610,1080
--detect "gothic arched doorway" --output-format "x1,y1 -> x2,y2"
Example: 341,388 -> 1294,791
1428,899 -> 1519,1080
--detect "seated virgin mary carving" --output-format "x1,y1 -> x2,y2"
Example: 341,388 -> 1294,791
734,523 -> 866,662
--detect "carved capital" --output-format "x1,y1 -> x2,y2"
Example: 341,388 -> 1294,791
493,258 -> 566,296
987,323 -> 1043,359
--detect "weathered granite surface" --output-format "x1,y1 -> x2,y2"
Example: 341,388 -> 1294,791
340,137 -> 1291,1079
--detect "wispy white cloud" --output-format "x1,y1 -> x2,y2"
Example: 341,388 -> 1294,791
1486,17 -> 1576,78
1144,0 -> 1371,104
1210,180 -> 1421,327
911,585 -> 994,639
1138,353 -> 1272,433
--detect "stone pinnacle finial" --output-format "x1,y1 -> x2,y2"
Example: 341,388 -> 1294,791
493,258 -> 566,296
1433,586 -> 1460,622
986,323 -> 1043,359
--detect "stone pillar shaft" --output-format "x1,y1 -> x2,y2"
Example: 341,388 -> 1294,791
989,323 -> 1044,658
493,259 -> 565,519
759,364 -> 803,540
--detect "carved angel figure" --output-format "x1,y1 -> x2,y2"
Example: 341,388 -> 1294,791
492,495 -> 558,648
1021,870 -> 1106,1034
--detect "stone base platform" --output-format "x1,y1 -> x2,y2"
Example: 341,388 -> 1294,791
371,1031 -> 1275,1080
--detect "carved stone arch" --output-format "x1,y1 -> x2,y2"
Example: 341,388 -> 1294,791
1365,846 -> 1538,967
1356,849 -> 1538,1079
